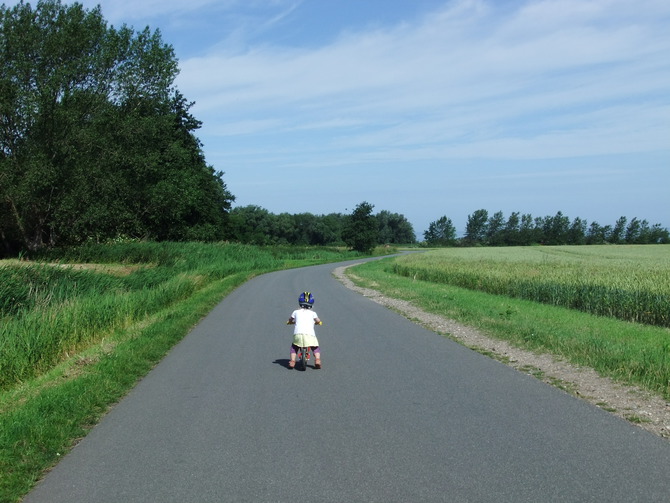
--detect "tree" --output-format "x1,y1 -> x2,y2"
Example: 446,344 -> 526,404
543,211 -> 570,245
567,217 -> 587,245
293,212 -> 319,246
377,210 -> 416,244
423,216 -> 456,246
486,211 -> 505,246
0,1 -> 234,253
1,1 -> 118,249
502,212 -> 521,246
586,221 -> 609,244
227,206 -> 274,244
648,224 -> 670,244
518,213 -> 537,245
464,209 -> 488,245
342,201 -> 378,253
321,213 -> 345,245
624,217 -> 642,244
610,216 -> 627,244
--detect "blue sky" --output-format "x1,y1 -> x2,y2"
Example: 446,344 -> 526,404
15,0 -> 670,236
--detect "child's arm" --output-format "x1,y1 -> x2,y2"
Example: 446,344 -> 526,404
287,316 -> 295,325
314,316 -> 322,325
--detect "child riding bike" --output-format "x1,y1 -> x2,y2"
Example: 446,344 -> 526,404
286,291 -> 323,369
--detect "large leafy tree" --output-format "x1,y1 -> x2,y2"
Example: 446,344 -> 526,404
518,213 -> 537,245
542,211 -> 571,245
377,210 -> 416,244
486,211 -> 505,246
423,216 -> 456,247
464,209 -> 488,245
227,206 -> 274,245
502,212 -> 521,246
342,201 -> 378,253
0,0 -> 233,253
610,216 -> 628,244
568,217 -> 587,245
1,1 -> 115,250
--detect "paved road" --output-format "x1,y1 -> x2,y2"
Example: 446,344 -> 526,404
25,259 -> 670,502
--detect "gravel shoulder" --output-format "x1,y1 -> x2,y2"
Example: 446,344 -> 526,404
334,264 -> 670,441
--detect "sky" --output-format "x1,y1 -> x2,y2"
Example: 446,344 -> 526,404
8,0 -> 670,237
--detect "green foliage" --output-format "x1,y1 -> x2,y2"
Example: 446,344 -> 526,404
464,209 -> 488,245
342,201 -> 379,253
423,215 -> 456,246
376,210 -> 416,244
0,1 -> 234,254
432,208 -> 669,247
226,204 -> 416,247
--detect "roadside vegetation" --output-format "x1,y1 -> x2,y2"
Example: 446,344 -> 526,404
0,241 -> 371,502
346,245 -> 670,401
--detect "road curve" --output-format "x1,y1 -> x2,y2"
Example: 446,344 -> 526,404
25,258 -> 670,502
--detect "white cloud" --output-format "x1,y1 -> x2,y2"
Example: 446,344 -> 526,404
176,0 -> 670,165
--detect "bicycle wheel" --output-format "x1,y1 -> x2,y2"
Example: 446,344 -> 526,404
300,347 -> 308,370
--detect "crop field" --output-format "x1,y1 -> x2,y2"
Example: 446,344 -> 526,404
392,245 -> 670,327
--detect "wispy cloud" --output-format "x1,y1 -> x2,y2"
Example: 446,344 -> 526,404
175,0 -> 669,166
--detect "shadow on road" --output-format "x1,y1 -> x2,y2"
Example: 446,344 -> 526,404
272,358 -> 315,371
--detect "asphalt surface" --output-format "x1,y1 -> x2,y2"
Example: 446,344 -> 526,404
24,259 -> 670,502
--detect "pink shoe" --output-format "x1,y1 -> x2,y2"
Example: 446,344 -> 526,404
288,360 -> 295,369
315,359 -> 322,369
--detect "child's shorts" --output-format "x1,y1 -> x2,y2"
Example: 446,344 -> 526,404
292,333 -> 319,348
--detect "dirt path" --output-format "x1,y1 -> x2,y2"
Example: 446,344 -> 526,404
334,265 -> 670,441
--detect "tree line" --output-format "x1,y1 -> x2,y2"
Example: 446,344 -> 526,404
227,203 -> 415,250
1,1 -> 234,255
424,210 -> 670,247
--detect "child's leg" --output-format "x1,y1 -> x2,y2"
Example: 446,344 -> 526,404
312,346 -> 321,368
289,344 -> 298,367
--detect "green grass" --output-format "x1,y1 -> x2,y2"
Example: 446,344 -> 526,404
347,249 -> 670,401
0,241 -> 369,503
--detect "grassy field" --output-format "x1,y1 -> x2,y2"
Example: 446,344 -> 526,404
347,245 -> 670,401
392,245 -> 670,327
0,241 -> 369,502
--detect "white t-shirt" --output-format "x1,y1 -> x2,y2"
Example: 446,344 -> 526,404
291,308 -> 320,347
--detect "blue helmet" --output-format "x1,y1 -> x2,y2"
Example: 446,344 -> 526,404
299,291 -> 315,308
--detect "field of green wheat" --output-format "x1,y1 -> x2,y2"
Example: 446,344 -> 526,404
392,245 -> 670,327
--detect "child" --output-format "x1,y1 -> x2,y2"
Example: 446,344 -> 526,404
286,291 -> 322,369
